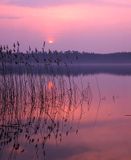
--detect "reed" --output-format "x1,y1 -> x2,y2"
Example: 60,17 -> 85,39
0,43 -> 93,160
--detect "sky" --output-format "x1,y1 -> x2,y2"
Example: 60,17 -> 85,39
0,0 -> 131,53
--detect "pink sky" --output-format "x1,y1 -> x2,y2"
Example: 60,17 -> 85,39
0,0 -> 131,52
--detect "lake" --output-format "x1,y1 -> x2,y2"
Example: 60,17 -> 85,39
0,69 -> 131,160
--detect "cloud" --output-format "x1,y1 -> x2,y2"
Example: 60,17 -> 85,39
0,15 -> 22,19
1,0 -> 79,7
0,0 -> 131,8
93,0 -> 131,8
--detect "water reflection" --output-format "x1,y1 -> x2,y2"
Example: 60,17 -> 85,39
0,73 -> 93,160
0,73 -> 131,159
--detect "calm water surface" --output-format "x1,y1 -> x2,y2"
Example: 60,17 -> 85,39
0,73 -> 131,160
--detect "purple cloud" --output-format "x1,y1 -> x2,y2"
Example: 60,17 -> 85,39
0,15 -> 22,19
0,0 -> 131,8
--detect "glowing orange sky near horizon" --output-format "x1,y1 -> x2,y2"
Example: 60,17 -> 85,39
0,1 -> 131,52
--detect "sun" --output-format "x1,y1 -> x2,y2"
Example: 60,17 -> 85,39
48,40 -> 54,44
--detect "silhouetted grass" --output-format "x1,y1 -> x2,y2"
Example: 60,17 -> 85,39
0,43 -> 93,160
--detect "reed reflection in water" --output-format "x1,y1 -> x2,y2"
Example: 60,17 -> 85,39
0,73 -> 93,160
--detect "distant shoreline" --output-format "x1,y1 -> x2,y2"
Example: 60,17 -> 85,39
1,51 -> 131,64
1,51 -> 131,75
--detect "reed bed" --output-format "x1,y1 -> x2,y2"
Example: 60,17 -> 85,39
0,43 -> 93,160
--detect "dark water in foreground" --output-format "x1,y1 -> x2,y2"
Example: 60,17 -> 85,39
0,72 -> 131,160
